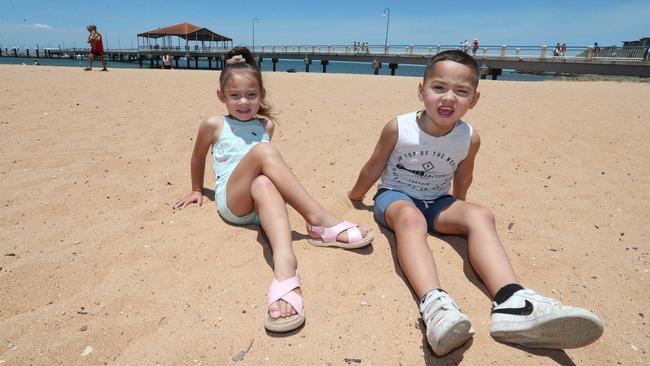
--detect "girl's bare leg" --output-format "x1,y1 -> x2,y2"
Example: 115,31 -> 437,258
433,201 -> 519,296
227,142 -> 369,241
250,175 -> 298,318
385,201 -> 442,299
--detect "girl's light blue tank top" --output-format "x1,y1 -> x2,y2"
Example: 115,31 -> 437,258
211,115 -> 270,188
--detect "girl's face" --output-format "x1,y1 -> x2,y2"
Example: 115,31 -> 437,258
217,71 -> 263,122
418,60 -> 480,136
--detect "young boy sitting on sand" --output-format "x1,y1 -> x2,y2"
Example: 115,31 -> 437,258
348,50 -> 603,356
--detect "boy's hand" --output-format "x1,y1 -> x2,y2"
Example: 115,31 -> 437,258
348,191 -> 370,210
174,190 -> 203,210
348,191 -> 364,202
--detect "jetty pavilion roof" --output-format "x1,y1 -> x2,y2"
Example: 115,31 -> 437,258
137,22 -> 232,42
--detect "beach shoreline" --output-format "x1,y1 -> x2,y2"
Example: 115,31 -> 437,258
1,65 -> 648,365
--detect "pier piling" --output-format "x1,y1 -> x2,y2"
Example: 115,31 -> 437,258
372,59 -> 381,75
321,60 -> 329,73
389,63 -> 398,75
304,57 -> 311,72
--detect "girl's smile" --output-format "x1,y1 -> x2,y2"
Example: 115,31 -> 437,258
218,71 -> 263,122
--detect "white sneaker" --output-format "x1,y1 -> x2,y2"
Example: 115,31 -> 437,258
420,290 -> 474,356
490,288 -> 604,349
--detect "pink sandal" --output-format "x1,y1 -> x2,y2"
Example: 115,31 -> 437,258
306,221 -> 373,249
264,274 -> 305,333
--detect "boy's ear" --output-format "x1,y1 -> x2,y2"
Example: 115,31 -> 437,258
217,88 -> 225,102
469,90 -> 481,109
418,83 -> 424,101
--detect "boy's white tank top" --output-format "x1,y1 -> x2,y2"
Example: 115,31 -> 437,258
378,111 -> 473,200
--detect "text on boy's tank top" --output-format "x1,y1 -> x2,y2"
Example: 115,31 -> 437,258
378,111 -> 473,200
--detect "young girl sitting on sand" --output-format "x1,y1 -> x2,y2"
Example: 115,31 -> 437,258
174,46 -> 373,333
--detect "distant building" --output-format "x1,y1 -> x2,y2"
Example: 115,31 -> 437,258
622,37 -> 650,47
137,22 -> 232,50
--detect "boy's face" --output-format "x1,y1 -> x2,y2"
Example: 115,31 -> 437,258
418,60 -> 480,134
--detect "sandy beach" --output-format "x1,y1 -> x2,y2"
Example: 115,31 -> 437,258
1,64 -> 648,365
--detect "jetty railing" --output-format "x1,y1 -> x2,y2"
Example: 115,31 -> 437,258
251,44 -> 648,62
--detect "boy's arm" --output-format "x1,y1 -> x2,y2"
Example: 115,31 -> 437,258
452,131 -> 481,201
349,118 -> 398,201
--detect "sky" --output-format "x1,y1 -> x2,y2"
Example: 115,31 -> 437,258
0,0 -> 649,49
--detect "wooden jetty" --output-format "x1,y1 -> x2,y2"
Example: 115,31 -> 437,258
3,44 -> 650,78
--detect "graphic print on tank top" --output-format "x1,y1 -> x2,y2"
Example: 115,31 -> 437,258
378,111 -> 472,200
390,149 -> 460,193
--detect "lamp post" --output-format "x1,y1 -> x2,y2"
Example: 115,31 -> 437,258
383,8 -> 390,49
252,17 -> 260,52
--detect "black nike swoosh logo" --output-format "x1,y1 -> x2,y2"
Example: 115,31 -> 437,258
491,300 -> 534,316
396,164 -> 426,177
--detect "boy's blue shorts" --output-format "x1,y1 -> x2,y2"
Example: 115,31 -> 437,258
373,189 -> 457,234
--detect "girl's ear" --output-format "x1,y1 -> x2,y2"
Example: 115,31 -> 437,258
217,88 -> 225,103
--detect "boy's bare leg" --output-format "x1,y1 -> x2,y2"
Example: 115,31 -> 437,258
433,200 -> 519,296
251,175 -> 299,318
384,201 -> 441,299
226,143 -> 369,242
434,201 -> 604,349
385,200 -> 473,356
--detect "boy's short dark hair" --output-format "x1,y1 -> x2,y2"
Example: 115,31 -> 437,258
423,50 -> 480,85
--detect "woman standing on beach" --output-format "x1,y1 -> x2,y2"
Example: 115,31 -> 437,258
174,46 -> 373,333
84,25 -> 107,71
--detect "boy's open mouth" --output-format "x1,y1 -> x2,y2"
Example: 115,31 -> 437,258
437,106 -> 454,117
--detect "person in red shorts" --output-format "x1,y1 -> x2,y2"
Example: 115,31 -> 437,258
84,24 -> 107,71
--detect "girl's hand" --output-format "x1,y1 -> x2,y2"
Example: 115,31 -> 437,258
174,190 -> 203,210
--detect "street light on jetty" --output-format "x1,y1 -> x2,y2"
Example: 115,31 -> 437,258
252,17 -> 260,52
383,8 -> 390,49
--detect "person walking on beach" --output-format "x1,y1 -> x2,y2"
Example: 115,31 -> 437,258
561,42 -> 567,58
174,46 -> 373,333
347,50 -> 603,356
84,24 -> 107,71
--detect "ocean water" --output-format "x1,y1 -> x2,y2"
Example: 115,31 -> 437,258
0,55 -> 553,81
